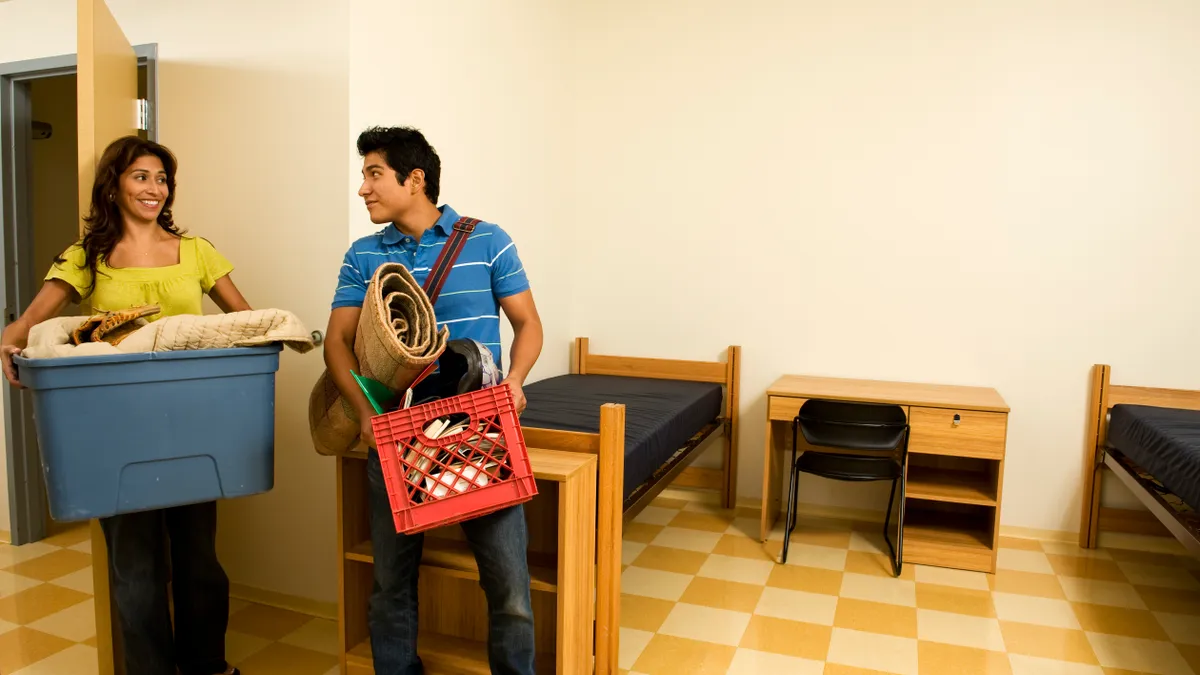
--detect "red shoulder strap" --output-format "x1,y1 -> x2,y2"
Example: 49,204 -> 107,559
422,216 -> 479,304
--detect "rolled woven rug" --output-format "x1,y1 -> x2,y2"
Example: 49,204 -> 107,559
308,262 -> 447,456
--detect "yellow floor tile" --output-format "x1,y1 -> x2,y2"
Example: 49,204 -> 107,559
620,566 -> 693,602
619,627 -> 654,670
754,586 -> 838,626
787,526 -> 854,550
1134,586 -> 1200,616
1041,541 -> 1113,560
1047,556 -> 1127,583
1084,633 -> 1193,674
1153,611 -> 1200,646
823,665 -> 902,675
27,597 -> 95,642
833,598 -> 918,638
1071,603 -> 1169,641
631,545 -> 710,575
657,602 -> 751,647
0,570 -> 42,599
39,526 -> 92,549
678,577 -> 764,614
1115,562 -> 1200,591
766,564 -> 843,596
233,641 -> 339,675
227,603 -> 315,642
727,647 -> 824,674
623,522 -> 666,544
697,552 -> 774,585
999,549 -> 1057,575
4,550 -> 92,583
650,527 -> 722,554
918,640 -> 1013,675
1106,548 -> 1198,569
10,643 -> 99,675
712,534 -> 773,561
1177,643 -> 1200,675
0,583 -> 90,625
826,627 -> 919,675
738,615 -> 832,661
225,630 -> 271,665
844,551 -> 914,580
840,572 -> 917,607
0,627 -> 75,674
669,511 -> 734,534
619,594 -> 677,632
633,506 -> 680,527
999,622 -> 1099,665
992,592 -> 1081,630
632,634 -> 737,674
651,497 -> 690,510
1000,537 -> 1045,552
916,583 -> 996,618
1008,654 -> 1105,674
991,569 -> 1067,599
1057,577 -> 1147,610
47,567 -> 94,596
0,542 -> 58,570
918,609 -> 1006,651
775,542 -> 849,571
914,564 -> 991,591
279,618 -> 339,656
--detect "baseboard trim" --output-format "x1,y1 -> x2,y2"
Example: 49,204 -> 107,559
229,583 -> 337,621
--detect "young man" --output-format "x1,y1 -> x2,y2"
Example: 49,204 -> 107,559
324,126 -> 544,674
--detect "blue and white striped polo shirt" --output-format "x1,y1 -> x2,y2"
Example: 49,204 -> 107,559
331,204 -> 529,370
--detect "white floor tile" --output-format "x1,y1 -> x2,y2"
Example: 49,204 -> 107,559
618,627 -> 654,670
1007,653 -> 1104,675
279,618 -> 339,656
649,527 -> 723,554
1085,632 -> 1193,675
48,568 -> 94,595
225,630 -> 271,665
0,542 -> 59,568
915,564 -> 991,591
697,554 -> 773,585
1115,561 -> 1200,591
727,648 -> 825,674
622,540 -> 647,565
633,506 -> 679,526
0,570 -> 42,599
657,602 -> 752,647
27,598 -> 95,642
1153,611 -> 1200,646
840,572 -> 917,607
0,617 -> 17,637
620,566 -> 693,601
997,549 -> 1056,575
753,586 -> 838,626
849,531 -> 887,555
11,644 -> 99,675
917,608 -> 1006,651
1039,542 -> 1111,560
782,543 -> 848,571
1056,576 -> 1147,610
827,627 -> 919,675
991,592 -> 1081,629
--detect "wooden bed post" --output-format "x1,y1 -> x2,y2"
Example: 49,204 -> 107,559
573,337 -> 590,375
722,345 -> 741,509
595,403 -> 625,675
1080,364 -> 1110,549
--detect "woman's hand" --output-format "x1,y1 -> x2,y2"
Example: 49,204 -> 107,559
2,345 -> 23,388
360,413 -> 377,449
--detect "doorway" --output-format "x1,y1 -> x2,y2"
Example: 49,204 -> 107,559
0,45 -> 157,546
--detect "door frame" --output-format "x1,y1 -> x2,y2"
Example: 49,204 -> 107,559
0,43 -> 158,545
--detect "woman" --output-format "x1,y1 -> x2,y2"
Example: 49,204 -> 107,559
1,136 -> 249,675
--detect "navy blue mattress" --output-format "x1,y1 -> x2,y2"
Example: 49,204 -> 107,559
520,374 -> 723,501
1107,404 -> 1200,512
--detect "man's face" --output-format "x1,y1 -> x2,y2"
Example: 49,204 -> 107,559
358,151 -> 416,224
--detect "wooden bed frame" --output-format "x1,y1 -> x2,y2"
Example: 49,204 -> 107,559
1079,364 -> 1200,557
521,337 -> 742,675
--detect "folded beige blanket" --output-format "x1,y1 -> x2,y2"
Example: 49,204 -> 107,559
22,309 -> 314,359
308,262 -> 447,456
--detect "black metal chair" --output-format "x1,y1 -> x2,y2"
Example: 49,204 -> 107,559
781,399 -> 910,576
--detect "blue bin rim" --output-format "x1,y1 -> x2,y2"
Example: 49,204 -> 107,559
13,343 -> 283,369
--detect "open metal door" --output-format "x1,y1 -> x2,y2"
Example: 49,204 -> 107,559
78,3 -> 139,672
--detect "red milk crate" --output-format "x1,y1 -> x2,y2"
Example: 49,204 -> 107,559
372,384 -> 538,535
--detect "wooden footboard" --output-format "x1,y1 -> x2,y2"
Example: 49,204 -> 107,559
1080,364 -> 1200,554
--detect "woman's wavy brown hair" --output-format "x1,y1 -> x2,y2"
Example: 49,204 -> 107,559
55,135 -> 184,296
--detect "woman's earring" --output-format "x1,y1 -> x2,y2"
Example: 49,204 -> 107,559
108,194 -> 115,201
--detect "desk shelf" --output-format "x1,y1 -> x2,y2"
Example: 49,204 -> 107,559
344,538 -> 560,592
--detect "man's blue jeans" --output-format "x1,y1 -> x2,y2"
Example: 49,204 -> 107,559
366,448 -> 536,675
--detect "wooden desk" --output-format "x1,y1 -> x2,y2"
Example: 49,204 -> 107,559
338,446 -> 597,674
762,375 -> 1010,573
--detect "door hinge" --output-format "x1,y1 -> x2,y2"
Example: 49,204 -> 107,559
135,99 -> 150,131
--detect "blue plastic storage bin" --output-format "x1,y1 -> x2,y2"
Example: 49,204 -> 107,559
13,344 -> 282,522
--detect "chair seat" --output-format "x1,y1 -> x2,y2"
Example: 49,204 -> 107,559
795,451 -> 901,482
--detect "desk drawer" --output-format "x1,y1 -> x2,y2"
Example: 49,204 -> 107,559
769,396 -> 806,422
909,407 -> 1007,459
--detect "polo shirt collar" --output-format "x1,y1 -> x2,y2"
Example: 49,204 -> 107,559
380,205 -> 459,245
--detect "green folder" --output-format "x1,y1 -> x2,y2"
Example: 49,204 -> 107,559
351,370 -> 397,415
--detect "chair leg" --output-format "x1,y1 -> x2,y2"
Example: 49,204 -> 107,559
781,421 -> 801,564
883,476 -> 899,575
896,465 -> 907,577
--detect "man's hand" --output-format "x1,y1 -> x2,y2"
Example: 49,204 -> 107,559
503,378 -> 527,415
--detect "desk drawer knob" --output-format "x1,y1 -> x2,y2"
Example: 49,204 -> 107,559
952,414 -> 961,426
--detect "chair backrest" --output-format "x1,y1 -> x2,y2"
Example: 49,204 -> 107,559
796,399 -> 908,452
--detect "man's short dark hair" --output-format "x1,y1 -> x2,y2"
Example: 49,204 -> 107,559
357,126 -> 441,204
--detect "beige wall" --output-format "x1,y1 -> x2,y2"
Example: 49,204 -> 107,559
569,0 -> 1200,532
0,0 -> 349,603
349,0 -> 575,385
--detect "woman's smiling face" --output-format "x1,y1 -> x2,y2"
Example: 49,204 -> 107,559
117,154 -> 169,224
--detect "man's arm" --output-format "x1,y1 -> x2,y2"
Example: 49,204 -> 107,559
324,306 -> 377,447
498,289 -> 543,413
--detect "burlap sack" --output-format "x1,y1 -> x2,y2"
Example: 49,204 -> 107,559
308,262 -> 448,456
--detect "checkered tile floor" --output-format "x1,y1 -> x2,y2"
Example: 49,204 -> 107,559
3,488 -> 1200,674
0,525 -> 339,675
619,489 -> 1200,675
